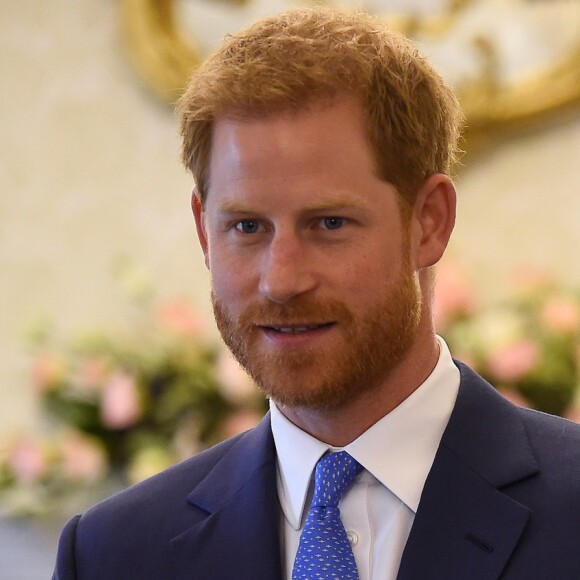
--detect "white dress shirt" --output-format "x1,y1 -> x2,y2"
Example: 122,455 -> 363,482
270,336 -> 460,580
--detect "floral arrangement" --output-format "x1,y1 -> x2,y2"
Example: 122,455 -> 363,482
1,262 -> 579,517
0,297 -> 266,516
434,261 -> 580,418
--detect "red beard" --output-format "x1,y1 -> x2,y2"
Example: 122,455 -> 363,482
212,256 -> 422,411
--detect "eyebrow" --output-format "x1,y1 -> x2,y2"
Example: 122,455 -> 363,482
217,196 -> 364,214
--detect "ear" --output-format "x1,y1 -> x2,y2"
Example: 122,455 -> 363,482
191,187 -> 210,270
411,173 -> 456,269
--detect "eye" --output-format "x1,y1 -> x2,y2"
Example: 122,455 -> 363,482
235,220 -> 260,234
322,217 -> 346,230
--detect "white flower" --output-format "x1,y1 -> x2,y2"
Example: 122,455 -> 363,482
472,308 -> 526,355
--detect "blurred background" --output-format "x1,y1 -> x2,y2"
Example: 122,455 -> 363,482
1,0 -> 579,575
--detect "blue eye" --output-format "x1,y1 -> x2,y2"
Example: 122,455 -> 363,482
323,217 -> 346,230
235,220 -> 260,234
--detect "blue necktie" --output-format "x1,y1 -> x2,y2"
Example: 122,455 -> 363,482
292,451 -> 363,580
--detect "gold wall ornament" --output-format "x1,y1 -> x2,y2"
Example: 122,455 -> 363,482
122,0 -> 202,102
121,0 -> 580,151
458,37 -> 580,152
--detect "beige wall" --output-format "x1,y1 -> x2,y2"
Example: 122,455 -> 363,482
1,0 -> 579,436
0,0 -> 212,435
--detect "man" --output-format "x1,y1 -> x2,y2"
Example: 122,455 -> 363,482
53,8 -> 580,579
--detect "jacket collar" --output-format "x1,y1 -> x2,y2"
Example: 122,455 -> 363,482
169,414 -> 282,580
168,362 -> 541,580
397,361 -> 539,579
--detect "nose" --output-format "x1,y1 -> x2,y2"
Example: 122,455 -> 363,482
259,232 -> 317,304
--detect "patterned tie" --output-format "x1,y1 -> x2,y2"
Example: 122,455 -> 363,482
292,451 -> 363,580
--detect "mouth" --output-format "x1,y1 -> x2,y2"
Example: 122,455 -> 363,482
258,322 -> 335,334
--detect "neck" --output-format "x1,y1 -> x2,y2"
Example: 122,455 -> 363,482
278,329 -> 440,447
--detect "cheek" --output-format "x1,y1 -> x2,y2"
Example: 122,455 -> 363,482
209,252 -> 257,305
342,245 -> 402,291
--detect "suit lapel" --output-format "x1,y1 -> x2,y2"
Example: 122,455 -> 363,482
398,362 -> 539,580
169,415 -> 282,580
167,364 -> 540,579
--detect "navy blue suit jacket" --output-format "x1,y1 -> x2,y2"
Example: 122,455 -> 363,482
53,362 -> 580,579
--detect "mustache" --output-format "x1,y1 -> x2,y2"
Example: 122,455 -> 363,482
212,294 -> 353,326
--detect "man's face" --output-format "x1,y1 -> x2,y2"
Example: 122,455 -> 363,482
194,96 -> 422,411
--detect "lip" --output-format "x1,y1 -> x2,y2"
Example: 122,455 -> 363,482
257,322 -> 336,347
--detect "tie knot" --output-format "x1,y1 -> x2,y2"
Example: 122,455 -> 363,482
312,451 -> 362,508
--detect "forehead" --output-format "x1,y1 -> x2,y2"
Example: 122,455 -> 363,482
204,96 -> 400,217
207,96 -> 380,198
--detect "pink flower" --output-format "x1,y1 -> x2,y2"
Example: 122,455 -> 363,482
8,438 -> 48,484
487,340 -> 540,382
540,297 -> 579,333
60,432 -> 107,482
216,351 -> 255,403
100,372 -> 142,429
158,298 -> 204,337
433,260 -> 476,331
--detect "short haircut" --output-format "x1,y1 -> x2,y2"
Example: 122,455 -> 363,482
178,7 -> 463,206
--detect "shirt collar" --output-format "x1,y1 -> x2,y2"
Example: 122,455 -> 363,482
270,336 -> 460,529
